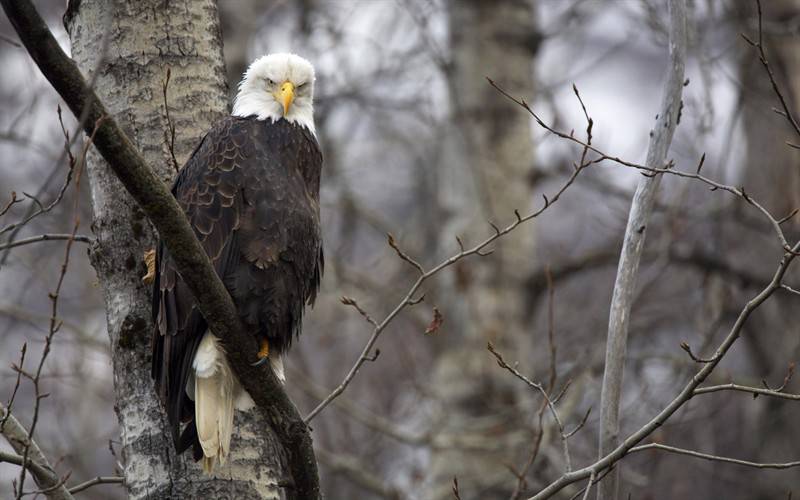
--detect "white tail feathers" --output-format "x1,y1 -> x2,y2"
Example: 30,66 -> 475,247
270,354 -> 286,383
193,332 -> 235,473
190,332 -> 285,473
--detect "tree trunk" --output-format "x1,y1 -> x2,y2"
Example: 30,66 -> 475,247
66,1 -> 285,497
429,0 -> 539,496
736,0 -> 800,486
440,0 -> 538,345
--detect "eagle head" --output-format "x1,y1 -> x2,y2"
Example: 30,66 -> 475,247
232,53 -> 316,134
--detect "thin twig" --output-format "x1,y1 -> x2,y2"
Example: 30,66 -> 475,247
580,471 -> 596,500
694,383 -> 800,400
488,342 -> 573,473
679,341 -> 719,363
781,284 -> 800,296
0,191 -> 22,216
0,343 -> 26,433
387,233 -> 425,274
630,443 -> 800,469
67,476 -> 124,494
340,296 -> 379,328
0,233 -> 91,252
162,67 -> 180,172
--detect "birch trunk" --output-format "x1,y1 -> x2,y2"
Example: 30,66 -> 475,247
66,1 -> 285,497
429,0 -> 538,496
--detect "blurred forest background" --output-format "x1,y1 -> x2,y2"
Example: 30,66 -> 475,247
2,0 -> 800,498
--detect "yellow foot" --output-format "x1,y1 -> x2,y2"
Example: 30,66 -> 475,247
142,248 -> 156,284
252,339 -> 270,367
257,338 -> 270,359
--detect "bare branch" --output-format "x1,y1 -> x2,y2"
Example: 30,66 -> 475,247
0,343 -> 26,433
340,296 -> 379,328
0,403 -> 73,500
781,284 -> 800,296
0,191 -> 22,216
488,342 -> 574,473
0,233 -> 92,252
387,232 -> 425,274
679,341 -> 719,363
630,443 -> 800,470
67,476 -> 125,495
694,383 -> 800,401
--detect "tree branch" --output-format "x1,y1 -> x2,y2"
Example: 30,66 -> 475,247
694,383 -> 800,400
629,443 -> 800,470
67,476 -> 125,495
0,2 -> 319,498
597,0 -> 687,498
0,403 -> 73,500
0,233 -> 91,252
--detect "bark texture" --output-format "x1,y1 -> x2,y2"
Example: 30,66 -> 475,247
66,1 -> 285,497
430,0 -> 538,496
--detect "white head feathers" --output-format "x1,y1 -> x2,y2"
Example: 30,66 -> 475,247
232,53 -> 316,135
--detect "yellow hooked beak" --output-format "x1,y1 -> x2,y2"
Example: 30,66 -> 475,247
279,81 -> 295,116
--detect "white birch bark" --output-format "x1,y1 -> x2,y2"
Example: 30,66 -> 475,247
65,1 -> 285,497
597,1 -> 687,498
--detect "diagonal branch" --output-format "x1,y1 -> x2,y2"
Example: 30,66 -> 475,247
0,2 -> 319,498
0,403 -> 73,500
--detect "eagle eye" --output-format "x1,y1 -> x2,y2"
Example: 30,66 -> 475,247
266,78 -> 275,86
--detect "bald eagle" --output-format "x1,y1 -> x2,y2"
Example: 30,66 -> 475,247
151,53 -> 323,472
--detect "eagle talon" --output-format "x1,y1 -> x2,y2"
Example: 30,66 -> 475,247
251,356 -> 269,367
142,248 -> 156,284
